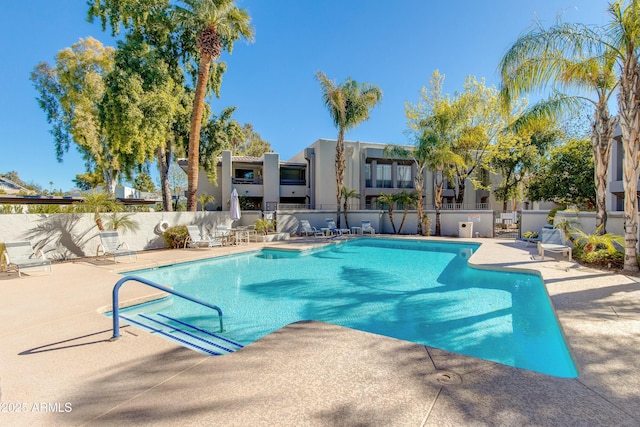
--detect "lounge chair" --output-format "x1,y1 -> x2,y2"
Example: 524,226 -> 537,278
97,231 -> 137,262
538,228 -> 572,261
325,219 -> 343,237
361,220 -> 375,235
214,225 -> 233,245
299,220 -> 323,237
186,225 -> 223,248
1,241 -> 52,277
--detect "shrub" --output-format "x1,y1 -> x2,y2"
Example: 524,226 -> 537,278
523,231 -> 538,239
572,245 -> 625,269
163,225 -> 189,248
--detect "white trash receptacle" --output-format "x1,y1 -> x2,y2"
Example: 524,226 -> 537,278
458,221 -> 473,238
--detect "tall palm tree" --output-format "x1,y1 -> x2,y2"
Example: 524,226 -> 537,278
501,0 -> 640,272
174,0 -> 254,211
607,0 -> 640,273
499,20 -> 618,234
317,72 -> 382,228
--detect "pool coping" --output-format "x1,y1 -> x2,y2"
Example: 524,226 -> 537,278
1,236 -> 639,425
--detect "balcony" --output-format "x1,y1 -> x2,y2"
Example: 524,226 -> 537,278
232,177 -> 263,185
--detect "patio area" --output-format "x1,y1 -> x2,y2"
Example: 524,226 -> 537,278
1,237 -> 639,426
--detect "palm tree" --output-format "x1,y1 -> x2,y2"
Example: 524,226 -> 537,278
395,191 -> 417,234
376,193 -> 397,234
499,20 -> 618,234
74,191 -> 124,231
608,0 -> 640,273
317,72 -> 382,228
340,186 -> 360,229
174,0 -> 254,211
501,0 -> 640,272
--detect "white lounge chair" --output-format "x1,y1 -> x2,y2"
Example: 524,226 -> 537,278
299,220 -> 323,237
97,231 -> 137,262
361,220 -> 375,235
1,241 -> 52,277
186,225 -> 223,248
325,218 -> 343,237
538,228 -> 572,261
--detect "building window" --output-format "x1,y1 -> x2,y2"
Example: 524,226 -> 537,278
280,167 -> 305,185
235,169 -> 254,180
365,163 -> 371,187
397,165 -> 412,188
376,164 -> 392,188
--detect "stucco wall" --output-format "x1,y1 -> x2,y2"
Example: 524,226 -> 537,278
0,211 -> 261,261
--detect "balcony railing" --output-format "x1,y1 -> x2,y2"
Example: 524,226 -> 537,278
232,178 -> 262,185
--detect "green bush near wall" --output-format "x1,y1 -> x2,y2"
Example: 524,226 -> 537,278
163,225 -> 189,248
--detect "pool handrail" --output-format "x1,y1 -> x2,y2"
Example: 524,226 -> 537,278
110,275 -> 223,340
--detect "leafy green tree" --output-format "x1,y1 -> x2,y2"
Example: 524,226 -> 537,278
235,123 -> 272,157
448,77 -> 502,205
491,117 -> 561,211
403,70 -> 464,235
499,18 -> 617,234
133,173 -> 156,192
30,38 -> 125,195
527,138 -> 595,208
73,171 -> 105,191
199,106 -> 244,184
101,35 -> 189,210
317,71 -> 382,228
88,0 -> 255,211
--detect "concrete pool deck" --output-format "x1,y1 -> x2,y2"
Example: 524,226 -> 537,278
1,237 -> 639,426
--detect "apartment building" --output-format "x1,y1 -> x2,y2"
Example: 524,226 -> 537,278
186,138 -> 499,212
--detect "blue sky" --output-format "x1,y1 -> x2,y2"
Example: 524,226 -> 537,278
0,1 -> 610,192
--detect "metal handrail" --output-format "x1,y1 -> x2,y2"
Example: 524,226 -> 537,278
110,275 -> 223,340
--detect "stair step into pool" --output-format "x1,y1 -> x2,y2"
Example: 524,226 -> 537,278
118,312 -> 244,356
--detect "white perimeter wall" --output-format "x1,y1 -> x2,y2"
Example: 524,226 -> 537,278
0,211 -> 261,261
1,209 -> 632,261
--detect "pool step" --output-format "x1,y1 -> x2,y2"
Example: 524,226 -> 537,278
119,312 -> 244,356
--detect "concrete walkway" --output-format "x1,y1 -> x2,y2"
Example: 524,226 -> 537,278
1,238 -> 639,426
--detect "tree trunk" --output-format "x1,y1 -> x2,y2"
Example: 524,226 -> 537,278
415,167 -> 425,235
592,105 -> 614,234
335,128 -> 345,228
455,177 -> 465,205
619,51 -> 640,274
103,169 -> 116,197
388,206 -> 396,234
157,144 -> 173,212
186,53 -> 213,211
399,207 -> 408,234
343,199 -> 349,229
434,171 -> 444,236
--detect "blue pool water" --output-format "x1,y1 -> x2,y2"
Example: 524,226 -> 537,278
122,238 -> 577,377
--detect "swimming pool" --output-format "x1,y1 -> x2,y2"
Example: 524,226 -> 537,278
121,238 -> 577,377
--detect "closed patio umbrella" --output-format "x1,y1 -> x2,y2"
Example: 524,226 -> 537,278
230,188 -> 241,221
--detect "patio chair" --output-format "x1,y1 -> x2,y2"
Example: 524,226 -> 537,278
361,220 -> 375,235
97,231 -> 137,262
1,241 -> 52,277
299,220 -> 323,237
538,228 -> 572,261
214,225 -> 233,246
325,219 -> 343,237
186,225 -> 223,248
